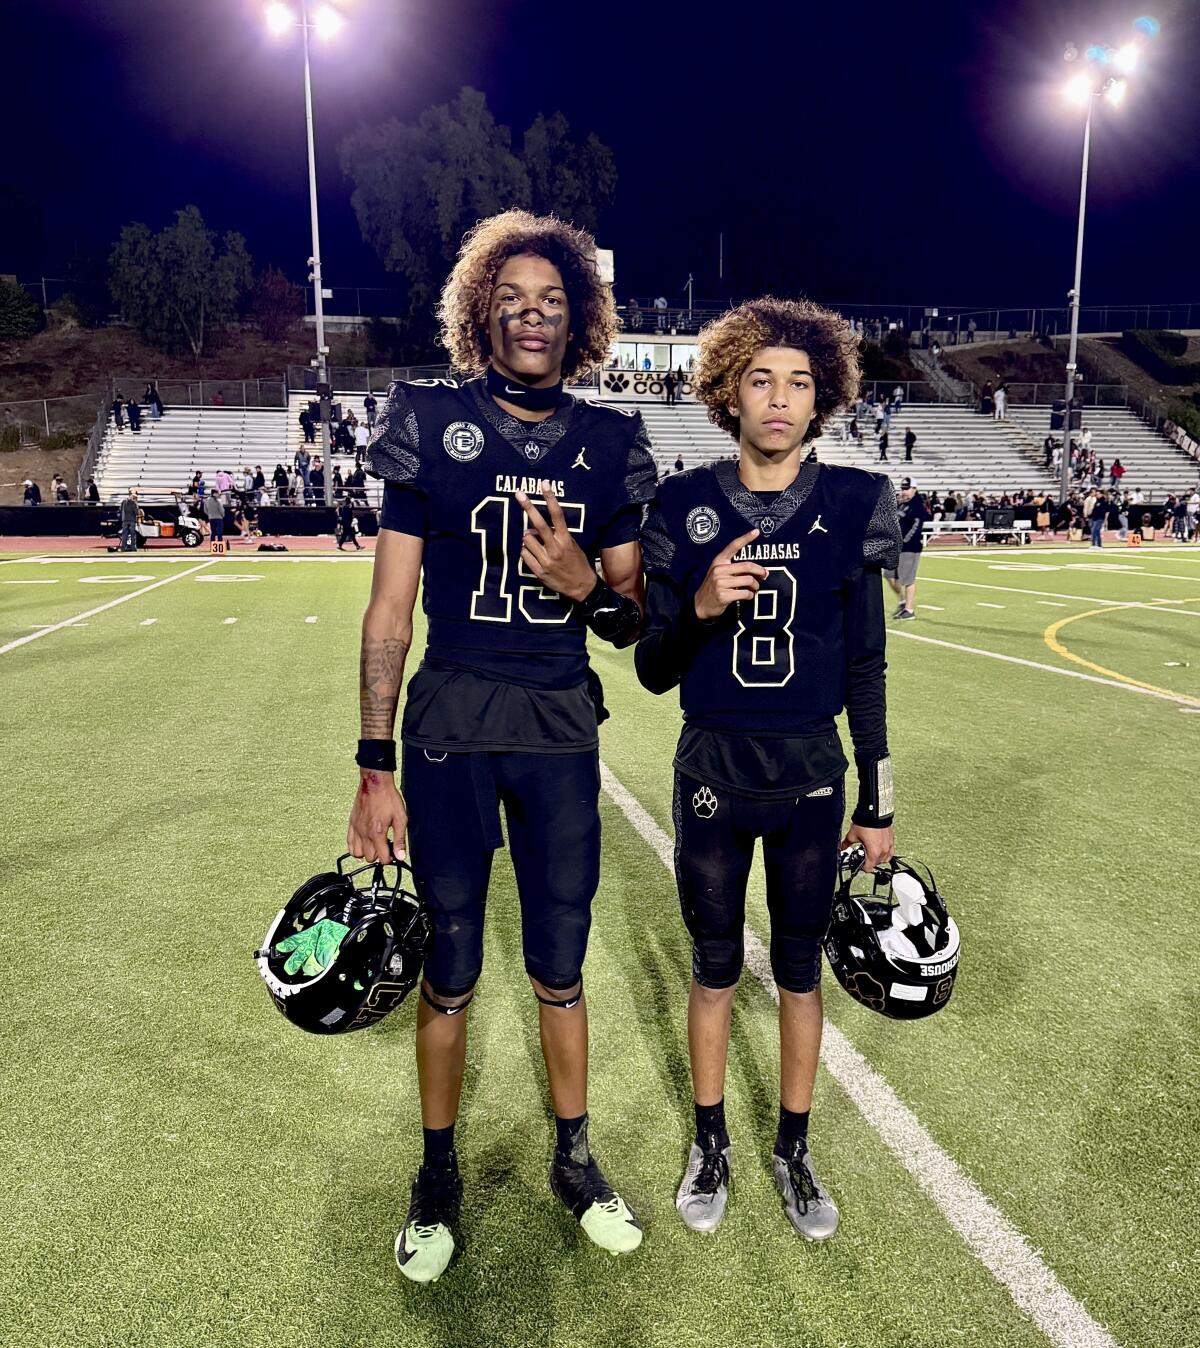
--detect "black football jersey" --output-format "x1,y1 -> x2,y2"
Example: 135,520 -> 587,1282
637,456 -> 900,803
369,375 -> 655,697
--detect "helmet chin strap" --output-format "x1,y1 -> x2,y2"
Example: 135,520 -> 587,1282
486,363 -> 563,411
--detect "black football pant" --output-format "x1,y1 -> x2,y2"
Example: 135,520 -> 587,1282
673,771 -> 844,994
402,746 -> 601,1000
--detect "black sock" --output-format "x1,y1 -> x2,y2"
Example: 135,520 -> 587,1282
775,1105 -> 810,1157
694,1098 -> 730,1151
555,1112 -> 590,1165
422,1123 -> 456,1169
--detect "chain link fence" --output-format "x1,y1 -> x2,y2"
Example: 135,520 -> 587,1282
0,392 -> 107,448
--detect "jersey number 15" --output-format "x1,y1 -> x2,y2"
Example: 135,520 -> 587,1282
470,495 -> 587,625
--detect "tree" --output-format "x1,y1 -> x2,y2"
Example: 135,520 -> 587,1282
108,206 -> 253,357
249,266 -> 304,342
340,88 -> 618,353
0,277 -> 43,340
522,112 -> 617,236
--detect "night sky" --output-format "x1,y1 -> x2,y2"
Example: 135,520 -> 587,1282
4,0 -> 1199,310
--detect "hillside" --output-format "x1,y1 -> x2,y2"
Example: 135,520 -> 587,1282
941,339 -> 1067,391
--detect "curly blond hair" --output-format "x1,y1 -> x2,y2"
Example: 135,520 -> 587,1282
693,296 -> 860,443
437,210 -> 617,381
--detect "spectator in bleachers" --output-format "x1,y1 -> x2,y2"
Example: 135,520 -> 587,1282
892,384 -> 904,414
126,396 -> 142,432
904,427 -> 916,462
289,464 -> 304,505
193,472 -> 207,505
23,478 -> 42,506
211,391 -> 225,406
258,483 -> 274,509
1109,458 -> 1124,490
877,429 -> 889,462
347,463 -> 368,506
309,457 -> 325,502
967,318 -> 977,343
980,382 -> 994,416
1170,495 -> 1188,541
111,395 -> 125,430
626,298 -> 643,330
204,489 -> 225,543
299,407 -> 316,443
52,474 -> 70,503
664,371 -> 677,405
272,463 -> 288,503
214,468 -> 232,506
653,295 -> 668,330
1043,436 -> 1055,470
873,402 -> 884,436
333,465 -> 345,501
354,418 -> 370,462
993,383 -> 1008,420
253,465 -> 266,491
86,477 -> 100,504
673,454 -> 684,473
363,392 -> 378,430
295,444 -> 311,495
145,382 -> 165,419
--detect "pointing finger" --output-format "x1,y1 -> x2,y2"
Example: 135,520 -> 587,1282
515,492 -> 554,541
541,483 -> 567,529
715,528 -> 759,565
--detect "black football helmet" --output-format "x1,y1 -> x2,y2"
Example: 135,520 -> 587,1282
255,854 -> 432,1034
823,847 -> 960,1020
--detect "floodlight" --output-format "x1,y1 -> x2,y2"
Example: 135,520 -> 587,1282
1113,43 -> 1138,74
313,5 -> 343,39
1105,78 -> 1128,107
265,2 -> 294,36
1064,73 -> 1093,105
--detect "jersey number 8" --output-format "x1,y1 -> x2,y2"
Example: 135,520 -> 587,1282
732,567 -> 797,687
470,495 -> 587,625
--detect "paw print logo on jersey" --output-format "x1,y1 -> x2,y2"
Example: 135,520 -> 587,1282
443,421 -> 485,462
758,515 -> 777,536
603,373 -> 630,393
692,785 -> 718,819
523,441 -> 541,461
686,506 -> 721,545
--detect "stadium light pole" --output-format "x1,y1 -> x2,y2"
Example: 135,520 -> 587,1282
1058,31 -> 1146,501
266,1 -> 344,507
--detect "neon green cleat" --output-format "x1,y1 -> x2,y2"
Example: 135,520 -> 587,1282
395,1158 -> 462,1284
550,1151 -> 643,1255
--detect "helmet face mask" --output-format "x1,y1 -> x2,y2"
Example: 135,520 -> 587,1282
823,847 -> 960,1020
256,856 -> 432,1034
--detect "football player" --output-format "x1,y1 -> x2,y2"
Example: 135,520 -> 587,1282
347,211 -> 655,1282
635,297 -> 901,1242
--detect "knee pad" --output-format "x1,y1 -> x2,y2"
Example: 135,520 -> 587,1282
769,937 -> 823,996
690,933 -> 744,990
420,980 -> 477,1016
530,974 -> 583,1009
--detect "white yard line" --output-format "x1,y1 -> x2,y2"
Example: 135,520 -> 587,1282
889,629 -> 1199,707
976,602 -> 1006,608
919,576 -> 1200,613
599,762 -> 1119,1348
0,560 -> 216,656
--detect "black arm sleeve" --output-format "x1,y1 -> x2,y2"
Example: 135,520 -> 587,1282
843,564 -> 893,826
634,573 -> 724,695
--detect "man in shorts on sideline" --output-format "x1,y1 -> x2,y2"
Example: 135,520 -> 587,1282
886,477 -> 927,620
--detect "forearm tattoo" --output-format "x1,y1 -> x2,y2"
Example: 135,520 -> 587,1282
359,634 -> 410,738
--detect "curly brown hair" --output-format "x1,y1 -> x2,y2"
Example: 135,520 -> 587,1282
693,296 -> 860,443
437,210 -> 617,381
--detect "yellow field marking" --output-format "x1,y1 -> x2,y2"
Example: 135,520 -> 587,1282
1042,600 -> 1200,706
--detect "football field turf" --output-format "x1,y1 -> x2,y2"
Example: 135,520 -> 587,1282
3,544 -> 1198,1348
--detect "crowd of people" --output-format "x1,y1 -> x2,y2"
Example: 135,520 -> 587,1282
181,454 -> 373,512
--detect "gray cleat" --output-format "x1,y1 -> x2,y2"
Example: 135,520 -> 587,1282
675,1138 -> 732,1233
772,1145 -> 839,1242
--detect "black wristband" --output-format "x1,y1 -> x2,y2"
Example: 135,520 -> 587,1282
852,755 -> 894,828
356,738 -> 397,773
576,576 -> 642,646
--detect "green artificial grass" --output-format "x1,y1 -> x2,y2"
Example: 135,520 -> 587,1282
2,550 -> 1198,1347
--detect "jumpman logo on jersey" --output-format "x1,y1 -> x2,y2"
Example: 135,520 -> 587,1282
572,446 -> 591,471
809,515 -> 828,534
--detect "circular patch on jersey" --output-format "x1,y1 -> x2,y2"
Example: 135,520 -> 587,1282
443,421 -> 485,462
686,506 -> 721,545
759,515 -> 777,536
